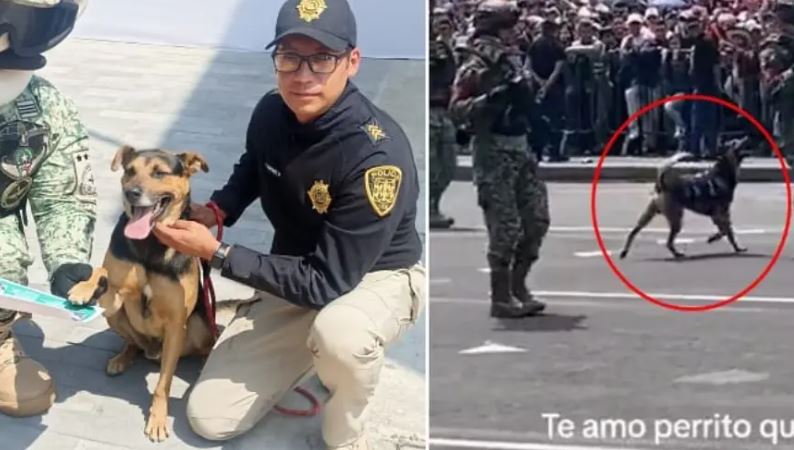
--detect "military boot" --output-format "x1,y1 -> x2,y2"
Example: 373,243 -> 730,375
510,261 -> 546,315
489,268 -> 538,318
0,313 -> 56,417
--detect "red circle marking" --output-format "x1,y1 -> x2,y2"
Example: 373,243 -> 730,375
590,93 -> 792,312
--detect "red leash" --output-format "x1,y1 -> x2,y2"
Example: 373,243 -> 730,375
200,201 -> 320,418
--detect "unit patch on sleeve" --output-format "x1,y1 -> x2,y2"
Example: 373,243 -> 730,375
364,165 -> 402,217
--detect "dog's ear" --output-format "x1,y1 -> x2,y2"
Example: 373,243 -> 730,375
178,152 -> 209,176
111,145 -> 136,172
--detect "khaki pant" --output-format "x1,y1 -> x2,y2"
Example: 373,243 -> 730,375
186,265 -> 426,448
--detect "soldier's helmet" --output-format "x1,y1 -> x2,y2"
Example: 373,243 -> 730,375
474,0 -> 520,33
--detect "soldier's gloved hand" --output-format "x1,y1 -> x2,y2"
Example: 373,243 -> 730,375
51,262 -> 100,302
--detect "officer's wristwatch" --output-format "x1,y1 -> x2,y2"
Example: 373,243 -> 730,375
210,242 -> 231,270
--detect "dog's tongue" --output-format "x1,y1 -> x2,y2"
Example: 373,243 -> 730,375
124,208 -> 154,240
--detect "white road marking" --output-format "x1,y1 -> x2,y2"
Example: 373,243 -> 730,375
459,341 -> 527,355
674,369 -> 769,385
575,238 -> 692,258
432,227 -> 776,238
574,250 -> 613,258
534,290 -> 794,304
478,268 -> 491,274
430,438 -> 649,450
655,238 -> 694,245
431,278 -> 452,284
432,290 -> 794,305
552,226 -> 772,234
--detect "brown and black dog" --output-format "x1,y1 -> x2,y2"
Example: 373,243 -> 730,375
619,139 -> 751,260
69,145 -> 215,441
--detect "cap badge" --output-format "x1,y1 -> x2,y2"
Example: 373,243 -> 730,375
297,0 -> 327,23
308,179 -> 332,214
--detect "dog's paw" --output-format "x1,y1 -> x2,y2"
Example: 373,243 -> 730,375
67,268 -> 108,305
106,349 -> 136,376
619,250 -> 628,259
67,277 -> 105,306
735,246 -> 748,253
707,233 -> 723,244
144,411 -> 170,442
673,252 -> 686,259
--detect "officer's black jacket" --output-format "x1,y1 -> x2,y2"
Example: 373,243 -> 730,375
210,81 -> 422,309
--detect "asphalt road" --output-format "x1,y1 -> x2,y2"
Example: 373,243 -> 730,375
429,181 -> 794,450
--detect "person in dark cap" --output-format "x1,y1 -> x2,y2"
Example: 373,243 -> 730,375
529,17 -> 568,161
153,0 -> 425,448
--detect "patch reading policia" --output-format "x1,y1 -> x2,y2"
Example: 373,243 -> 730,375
365,165 -> 401,217
308,179 -> 331,214
297,0 -> 326,22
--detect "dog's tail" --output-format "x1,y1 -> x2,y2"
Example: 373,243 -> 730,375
656,152 -> 692,191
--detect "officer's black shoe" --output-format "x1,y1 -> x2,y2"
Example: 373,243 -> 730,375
489,269 -> 538,318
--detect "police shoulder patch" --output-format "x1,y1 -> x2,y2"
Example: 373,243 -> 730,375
361,120 -> 388,145
364,165 -> 402,217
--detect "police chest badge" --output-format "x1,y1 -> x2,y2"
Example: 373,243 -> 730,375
365,165 -> 402,217
308,180 -> 331,214
297,0 -> 327,22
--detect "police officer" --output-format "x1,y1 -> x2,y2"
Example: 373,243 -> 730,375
430,6 -> 457,229
151,0 -> 424,448
450,0 -> 549,319
0,0 -> 97,418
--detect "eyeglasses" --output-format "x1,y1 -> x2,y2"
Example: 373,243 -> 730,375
272,51 -> 350,74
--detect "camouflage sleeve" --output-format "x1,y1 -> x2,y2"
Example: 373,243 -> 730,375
449,56 -> 505,129
27,79 -> 96,279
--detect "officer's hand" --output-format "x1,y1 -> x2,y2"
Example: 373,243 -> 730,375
153,220 -> 221,261
51,263 -> 102,302
190,203 -> 225,228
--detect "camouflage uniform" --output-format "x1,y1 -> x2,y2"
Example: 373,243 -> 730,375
429,9 -> 458,229
766,0 -> 794,166
0,0 -> 94,419
0,75 -> 96,321
450,0 -> 550,318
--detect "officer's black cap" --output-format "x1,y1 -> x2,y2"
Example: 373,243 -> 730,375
266,0 -> 357,52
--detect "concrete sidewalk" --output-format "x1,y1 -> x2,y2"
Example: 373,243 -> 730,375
455,155 -> 792,183
0,39 -> 426,450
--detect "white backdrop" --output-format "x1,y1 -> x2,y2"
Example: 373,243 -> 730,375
71,0 -> 426,59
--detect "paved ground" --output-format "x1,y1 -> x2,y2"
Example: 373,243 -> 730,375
1,39 -> 426,450
430,181 -> 794,450
454,155 -> 792,183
